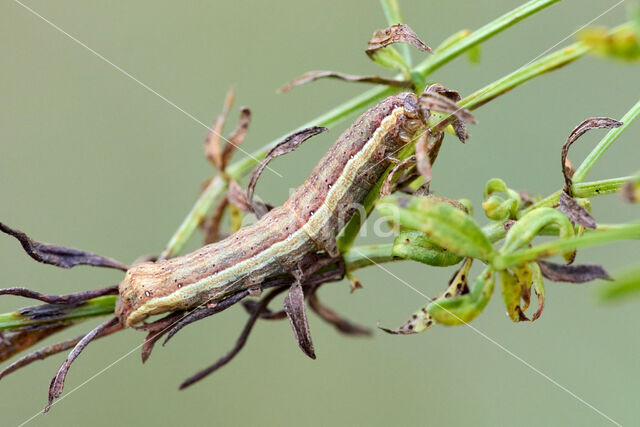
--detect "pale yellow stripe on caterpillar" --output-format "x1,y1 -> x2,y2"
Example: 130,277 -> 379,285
126,228 -> 311,324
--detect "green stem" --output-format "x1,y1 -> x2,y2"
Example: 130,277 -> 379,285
344,244 -> 395,270
415,0 -> 561,79
0,295 -> 116,331
493,223 -> 640,270
160,0 -> 560,259
338,35 -> 590,252
572,97 -> 640,183
521,175 -> 637,215
379,0 -> 412,66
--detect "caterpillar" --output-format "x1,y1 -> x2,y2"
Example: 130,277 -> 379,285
116,92 -> 428,326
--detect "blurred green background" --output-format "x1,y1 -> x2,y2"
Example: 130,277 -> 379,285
1,1 -> 638,426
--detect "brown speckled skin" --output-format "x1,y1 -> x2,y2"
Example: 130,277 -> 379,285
116,92 -> 425,326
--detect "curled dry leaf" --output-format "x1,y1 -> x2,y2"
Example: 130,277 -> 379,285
247,126 -> 327,218
279,71 -> 412,93
422,84 -> 471,143
227,179 -> 253,213
179,287 -> 286,390
538,260 -> 611,283
283,282 -> 316,359
205,88 -> 235,170
0,222 -> 128,271
0,285 -> 118,305
366,23 -> 432,58
380,155 -> 416,197
202,198 -> 229,245
1,333 -> 80,380
380,258 -> 472,334
419,89 -> 475,139
559,191 -> 596,229
560,117 -> 622,192
46,317 -> 122,412
308,287 -> 370,336
222,107 -> 251,168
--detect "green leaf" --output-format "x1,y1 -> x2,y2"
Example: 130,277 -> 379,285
369,46 -> 411,73
377,195 -> 496,262
428,267 -> 495,325
392,230 -> 464,267
500,207 -> 575,263
598,265 -> 640,302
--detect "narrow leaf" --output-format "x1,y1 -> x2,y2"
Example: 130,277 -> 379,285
598,266 -> 640,302
279,71 -> 411,93
559,191 -> 596,229
0,222 -> 128,271
538,260 -> 610,283
283,282 -> 316,359
247,127 -> 327,218
561,117 -> 622,191
377,195 -> 495,262
366,24 -> 432,57
222,107 -> 251,168
205,88 -> 235,170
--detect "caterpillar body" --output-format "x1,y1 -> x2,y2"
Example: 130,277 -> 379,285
116,92 -> 427,326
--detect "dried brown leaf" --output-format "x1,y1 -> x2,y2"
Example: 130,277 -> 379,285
559,191 -> 597,229
222,107 -> 251,168
205,88 -> 235,170
226,179 -> 252,213
46,317 -> 121,412
308,290 -> 370,336
538,260 -> 611,283
179,287 -> 286,390
0,285 -> 118,305
366,24 -> 432,58
380,155 -> 416,197
0,222 -> 128,271
279,71 -> 412,93
283,282 -> 315,359
202,198 -> 229,245
561,117 -> 622,192
247,126 -> 327,217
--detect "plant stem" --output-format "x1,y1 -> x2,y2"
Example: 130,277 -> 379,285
160,0 -> 560,259
379,0 -> 412,66
493,222 -> 640,270
0,295 -> 116,331
572,97 -> 640,183
521,175 -> 637,215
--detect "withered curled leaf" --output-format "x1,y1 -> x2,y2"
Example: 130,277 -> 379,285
247,126 -> 327,218
561,117 -> 622,192
283,282 -> 316,359
380,155 -> 416,197
205,88 -> 235,170
366,24 -> 432,58
227,179 -> 253,213
419,88 -> 476,137
308,288 -> 370,336
279,71 -> 412,93
46,317 -> 121,412
179,287 -> 286,390
559,191 -> 596,229
0,222 -> 128,271
538,260 -> 611,283
0,285 -> 118,305
222,107 -> 251,168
